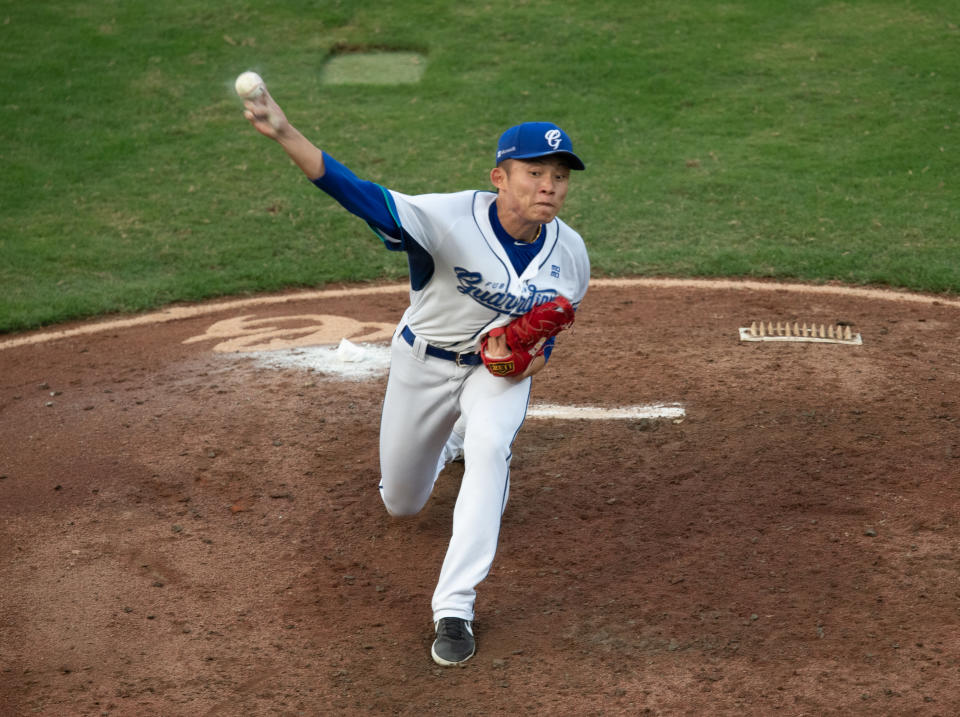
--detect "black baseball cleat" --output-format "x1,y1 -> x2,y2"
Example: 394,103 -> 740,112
431,618 -> 475,666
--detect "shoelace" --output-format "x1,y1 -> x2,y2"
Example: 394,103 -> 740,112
438,619 -> 467,640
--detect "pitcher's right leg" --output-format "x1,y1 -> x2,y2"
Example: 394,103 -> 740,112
378,333 -> 462,516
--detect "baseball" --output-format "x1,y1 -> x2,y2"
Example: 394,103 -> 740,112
235,71 -> 264,99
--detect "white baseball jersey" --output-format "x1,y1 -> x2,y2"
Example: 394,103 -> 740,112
378,189 -> 589,353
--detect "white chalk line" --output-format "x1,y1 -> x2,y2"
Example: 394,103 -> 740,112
224,342 -> 684,421
2,277 -> 959,351
526,403 -> 685,421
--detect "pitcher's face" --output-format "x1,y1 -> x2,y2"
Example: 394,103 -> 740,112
491,158 -> 571,230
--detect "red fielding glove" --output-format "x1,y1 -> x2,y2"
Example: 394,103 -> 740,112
480,296 -> 576,377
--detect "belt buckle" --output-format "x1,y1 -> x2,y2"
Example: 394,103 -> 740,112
455,352 -> 468,367
455,351 -> 476,367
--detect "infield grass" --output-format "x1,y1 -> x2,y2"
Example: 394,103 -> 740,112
1,0 -> 957,332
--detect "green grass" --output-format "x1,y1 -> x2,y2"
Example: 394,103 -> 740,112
1,0 -> 957,333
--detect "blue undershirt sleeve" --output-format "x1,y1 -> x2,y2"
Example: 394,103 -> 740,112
311,153 -> 402,241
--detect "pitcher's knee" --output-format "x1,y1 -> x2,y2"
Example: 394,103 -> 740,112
384,501 -> 419,518
379,484 -> 428,517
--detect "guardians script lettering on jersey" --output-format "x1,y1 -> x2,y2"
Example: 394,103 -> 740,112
454,267 -> 559,315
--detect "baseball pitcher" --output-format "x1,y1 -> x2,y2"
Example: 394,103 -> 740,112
240,75 -> 589,666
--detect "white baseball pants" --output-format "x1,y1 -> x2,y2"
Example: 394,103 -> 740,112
378,329 -> 531,622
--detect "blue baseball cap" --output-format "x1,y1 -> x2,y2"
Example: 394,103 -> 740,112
496,122 -> 585,170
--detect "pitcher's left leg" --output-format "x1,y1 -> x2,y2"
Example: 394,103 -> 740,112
431,370 -> 531,622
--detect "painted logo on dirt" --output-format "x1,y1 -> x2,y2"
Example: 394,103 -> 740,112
183,314 -> 395,352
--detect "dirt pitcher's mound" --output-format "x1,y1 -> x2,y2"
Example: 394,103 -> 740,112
1,279 -> 958,716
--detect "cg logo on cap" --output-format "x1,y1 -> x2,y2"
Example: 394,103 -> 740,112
545,129 -> 562,150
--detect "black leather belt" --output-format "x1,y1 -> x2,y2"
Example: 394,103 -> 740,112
401,325 -> 482,366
